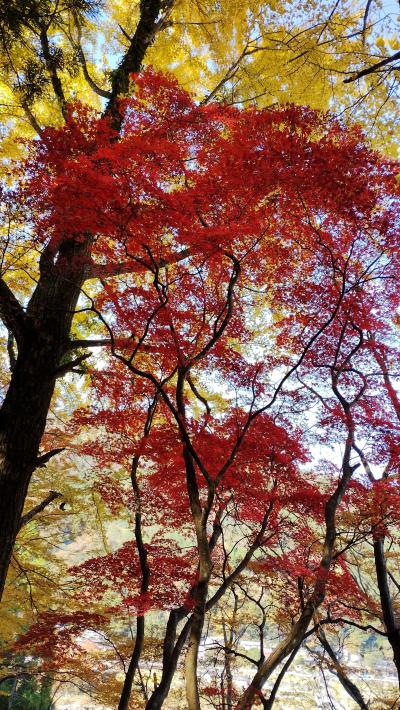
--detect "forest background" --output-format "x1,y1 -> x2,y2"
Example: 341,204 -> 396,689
1,1 -> 400,709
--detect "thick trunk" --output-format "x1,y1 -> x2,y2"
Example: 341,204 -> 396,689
0,239 -> 89,600
0,0 -> 172,600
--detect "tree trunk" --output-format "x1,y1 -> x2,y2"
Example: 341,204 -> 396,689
237,603 -> 316,710
185,577 -> 209,710
0,0 -> 171,605
374,536 -> 400,686
237,430 -> 357,710
145,611 -> 191,710
0,238 -> 90,600
316,628 -> 368,709
263,644 -> 300,710
145,509 -> 225,710
118,455 -> 150,710
222,620 -> 234,710
181,442 -> 213,710
7,676 -> 18,710
118,617 -> 145,710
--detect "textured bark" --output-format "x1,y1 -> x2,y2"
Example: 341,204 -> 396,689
106,0 -> 173,130
0,0 -> 174,603
0,237 -> 90,600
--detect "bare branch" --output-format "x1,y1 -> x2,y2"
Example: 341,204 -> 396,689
72,15 -> 112,99
362,0 -> 374,44
39,27 -> 67,118
21,100 -> 43,137
54,353 -> 91,378
35,447 -> 65,468
18,490 -> 63,531
84,248 -> 191,281
0,278 -> 27,346
344,50 -> 400,83
68,338 -> 113,349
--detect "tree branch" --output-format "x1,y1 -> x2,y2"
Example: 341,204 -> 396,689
68,338 -> 113,349
21,100 -> 43,137
0,278 -> 27,346
344,50 -> 400,83
72,15 -> 112,99
84,248 -> 192,281
54,353 -> 91,378
35,447 -> 65,468
106,0 -> 175,123
39,28 -> 67,118
18,490 -> 63,531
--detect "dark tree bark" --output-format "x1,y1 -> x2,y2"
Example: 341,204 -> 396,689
0,237 -> 91,600
374,536 -> 400,686
315,628 -> 369,709
118,399 -> 155,710
0,0 -> 174,604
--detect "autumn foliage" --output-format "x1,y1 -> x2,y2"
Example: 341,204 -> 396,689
3,68 -> 400,709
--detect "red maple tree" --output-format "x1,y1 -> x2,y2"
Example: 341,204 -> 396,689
11,69 -> 400,710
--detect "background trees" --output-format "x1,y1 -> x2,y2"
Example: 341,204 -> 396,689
1,1 -> 400,709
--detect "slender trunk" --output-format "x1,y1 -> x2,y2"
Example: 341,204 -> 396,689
185,574 -> 209,710
182,443 -> 213,710
374,536 -> 400,685
118,454 -> 151,710
316,627 -> 368,709
7,676 -> 18,710
145,508 -> 225,710
236,430 -> 356,710
263,644 -> 300,710
145,494 -> 272,709
185,514 -> 212,710
118,617 -> 145,710
238,602 -> 316,710
145,611 -> 191,710
222,621 -> 234,710
0,238 -> 90,601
